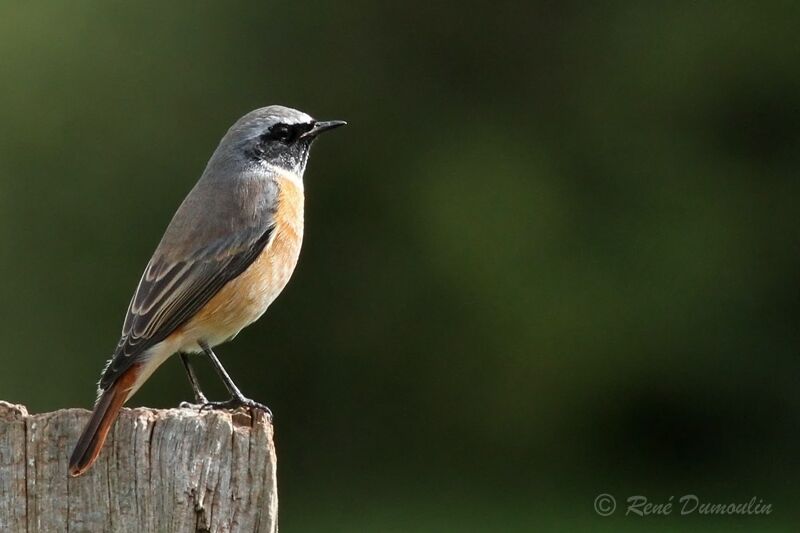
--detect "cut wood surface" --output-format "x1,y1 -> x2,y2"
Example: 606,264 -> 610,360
0,401 -> 278,532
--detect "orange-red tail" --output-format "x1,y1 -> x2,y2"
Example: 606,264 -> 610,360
68,365 -> 140,477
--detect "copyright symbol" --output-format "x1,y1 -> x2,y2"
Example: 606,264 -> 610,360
594,493 -> 616,516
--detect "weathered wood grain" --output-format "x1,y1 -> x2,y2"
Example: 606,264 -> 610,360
0,401 -> 278,532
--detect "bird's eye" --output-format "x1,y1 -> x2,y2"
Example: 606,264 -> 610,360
267,123 -> 295,143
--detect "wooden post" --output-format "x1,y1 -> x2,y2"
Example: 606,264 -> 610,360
0,400 -> 278,532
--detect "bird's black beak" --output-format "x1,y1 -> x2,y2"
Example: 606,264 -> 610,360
301,120 -> 347,139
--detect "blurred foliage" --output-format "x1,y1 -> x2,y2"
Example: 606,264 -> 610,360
1,1 -> 799,530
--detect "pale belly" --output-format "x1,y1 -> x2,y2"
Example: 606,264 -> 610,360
124,222 -> 303,398
175,174 -> 304,349
123,173 -> 305,399
181,227 -> 303,347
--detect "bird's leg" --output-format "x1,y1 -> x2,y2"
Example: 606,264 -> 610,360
179,352 -> 209,407
197,340 -> 273,419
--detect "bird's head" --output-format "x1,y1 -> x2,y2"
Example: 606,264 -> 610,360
211,105 -> 346,178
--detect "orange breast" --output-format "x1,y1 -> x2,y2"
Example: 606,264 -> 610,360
176,174 -> 304,346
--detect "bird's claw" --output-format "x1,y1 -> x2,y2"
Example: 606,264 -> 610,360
199,398 -> 273,420
179,400 -> 207,409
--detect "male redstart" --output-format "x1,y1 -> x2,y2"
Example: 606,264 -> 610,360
68,105 -> 345,476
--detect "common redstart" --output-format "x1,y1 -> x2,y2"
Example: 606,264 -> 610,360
68,105 -> 345,476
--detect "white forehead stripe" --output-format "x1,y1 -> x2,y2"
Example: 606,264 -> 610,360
265,112 -> 313,124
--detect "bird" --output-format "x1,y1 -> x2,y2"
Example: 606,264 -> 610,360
68,105 -> 345,477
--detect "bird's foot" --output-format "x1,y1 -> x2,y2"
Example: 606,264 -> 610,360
179,392 -> 209,409
179,400 -> 206,409
200,397 -> 273,420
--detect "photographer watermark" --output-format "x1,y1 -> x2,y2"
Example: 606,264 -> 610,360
593,493 -> 772,517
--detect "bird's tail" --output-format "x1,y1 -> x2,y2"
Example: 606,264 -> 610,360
68,364 -> 141,477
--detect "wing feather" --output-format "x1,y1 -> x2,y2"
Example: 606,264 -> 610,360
99,225 -> 275,389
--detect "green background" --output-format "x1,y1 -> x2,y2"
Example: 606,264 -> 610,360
1,2 -> 798,531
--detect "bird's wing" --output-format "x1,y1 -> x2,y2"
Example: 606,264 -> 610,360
99,225 -> 275,389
